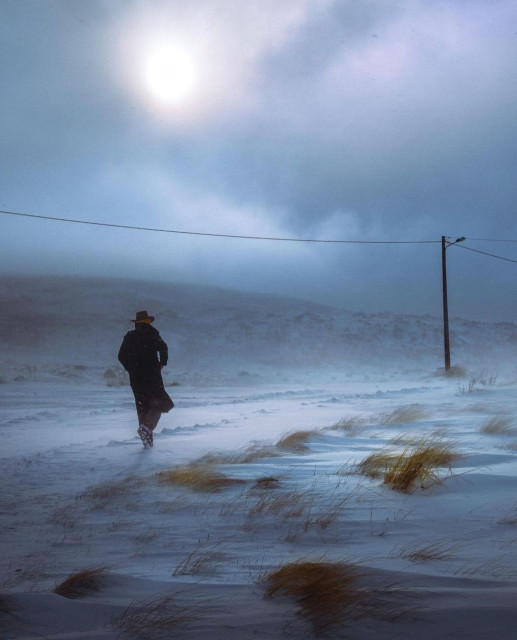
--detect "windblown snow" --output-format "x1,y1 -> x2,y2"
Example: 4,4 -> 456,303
1,275 -> 517,639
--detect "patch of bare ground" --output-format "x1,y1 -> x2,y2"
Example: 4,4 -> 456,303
111,593 -> 211,639
358,438 -> 460,493
54,567 -> 109,599
262,560 -> 404,633
276,430 -> 319,453
480,415 -> 516,435
156,462 -> 246,492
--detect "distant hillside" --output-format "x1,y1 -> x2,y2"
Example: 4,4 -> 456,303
1,274 -> 516,383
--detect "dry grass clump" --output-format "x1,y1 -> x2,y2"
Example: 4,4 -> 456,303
276,430 -> 318,452
54,567 -> 108,599
111,593 -> 203,639
80,481 -> 131,510
263,560 -> 366,632
173,544 -> 228,576
395,539 -> 461,563
156,462 -> 246,492
359,439 -> 459,493
327,415 -> 366,435
304,491 -> 354,531
457,369 -> 498,394
358,451 -> 397,479
248,489 -> 311,520
380,404 -> 427,425
480,415 -> 516,435
252,476 -> 280,490
384,441 -> 458,493
197,444 -> 281,465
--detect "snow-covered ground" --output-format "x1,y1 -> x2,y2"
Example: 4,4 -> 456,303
2,275 -> 517,638
2,371 -> 517,639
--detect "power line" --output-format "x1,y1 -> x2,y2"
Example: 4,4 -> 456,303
1,209 -> 440,244
452,242 -> 517,265
465,237 -> 517,243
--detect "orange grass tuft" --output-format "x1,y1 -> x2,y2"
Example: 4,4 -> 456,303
263,560 -> 364,632
359,439 -> 459,493
156,462 -> 246,492
276,430 -> 318,452
480,415 -> 516,435
358,450 -> 396,479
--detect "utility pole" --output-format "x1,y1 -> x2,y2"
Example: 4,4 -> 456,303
442,236 -> 465,372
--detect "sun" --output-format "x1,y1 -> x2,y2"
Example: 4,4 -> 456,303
143,44 -> 197,106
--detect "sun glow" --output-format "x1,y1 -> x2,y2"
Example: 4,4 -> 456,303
143,44 -> 197,106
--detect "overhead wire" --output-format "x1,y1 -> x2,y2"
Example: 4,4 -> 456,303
452,242 -> 517,265
2,210 -> 517,263
0,209 -> 439,244
464,237 -> 517,243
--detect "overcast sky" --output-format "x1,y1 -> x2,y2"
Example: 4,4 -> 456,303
1,0 -> 517,320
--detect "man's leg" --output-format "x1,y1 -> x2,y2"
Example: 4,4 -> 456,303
136,397 -> 162,447
146,398 -> 162,432
133,391 -> 154,447
135,398 -> 146,426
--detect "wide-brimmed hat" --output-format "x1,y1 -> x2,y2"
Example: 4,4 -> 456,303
132,310 -> 155,323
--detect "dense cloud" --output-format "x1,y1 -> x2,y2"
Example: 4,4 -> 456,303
1,0 -> 516,319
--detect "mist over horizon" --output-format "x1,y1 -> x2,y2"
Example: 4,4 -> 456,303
0,250 -> 514,325
2,272 -> 516,389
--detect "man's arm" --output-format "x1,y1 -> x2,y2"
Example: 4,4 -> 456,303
157,334 -> 168,367
118,334 -> 132,371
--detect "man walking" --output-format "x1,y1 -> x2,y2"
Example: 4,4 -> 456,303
118,310 -> 173,448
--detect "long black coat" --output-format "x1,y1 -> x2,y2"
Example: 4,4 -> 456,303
118,323 -> 168,399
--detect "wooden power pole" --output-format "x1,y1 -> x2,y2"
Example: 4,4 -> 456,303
441,235 -> 465,373
442,236 -> 451,371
